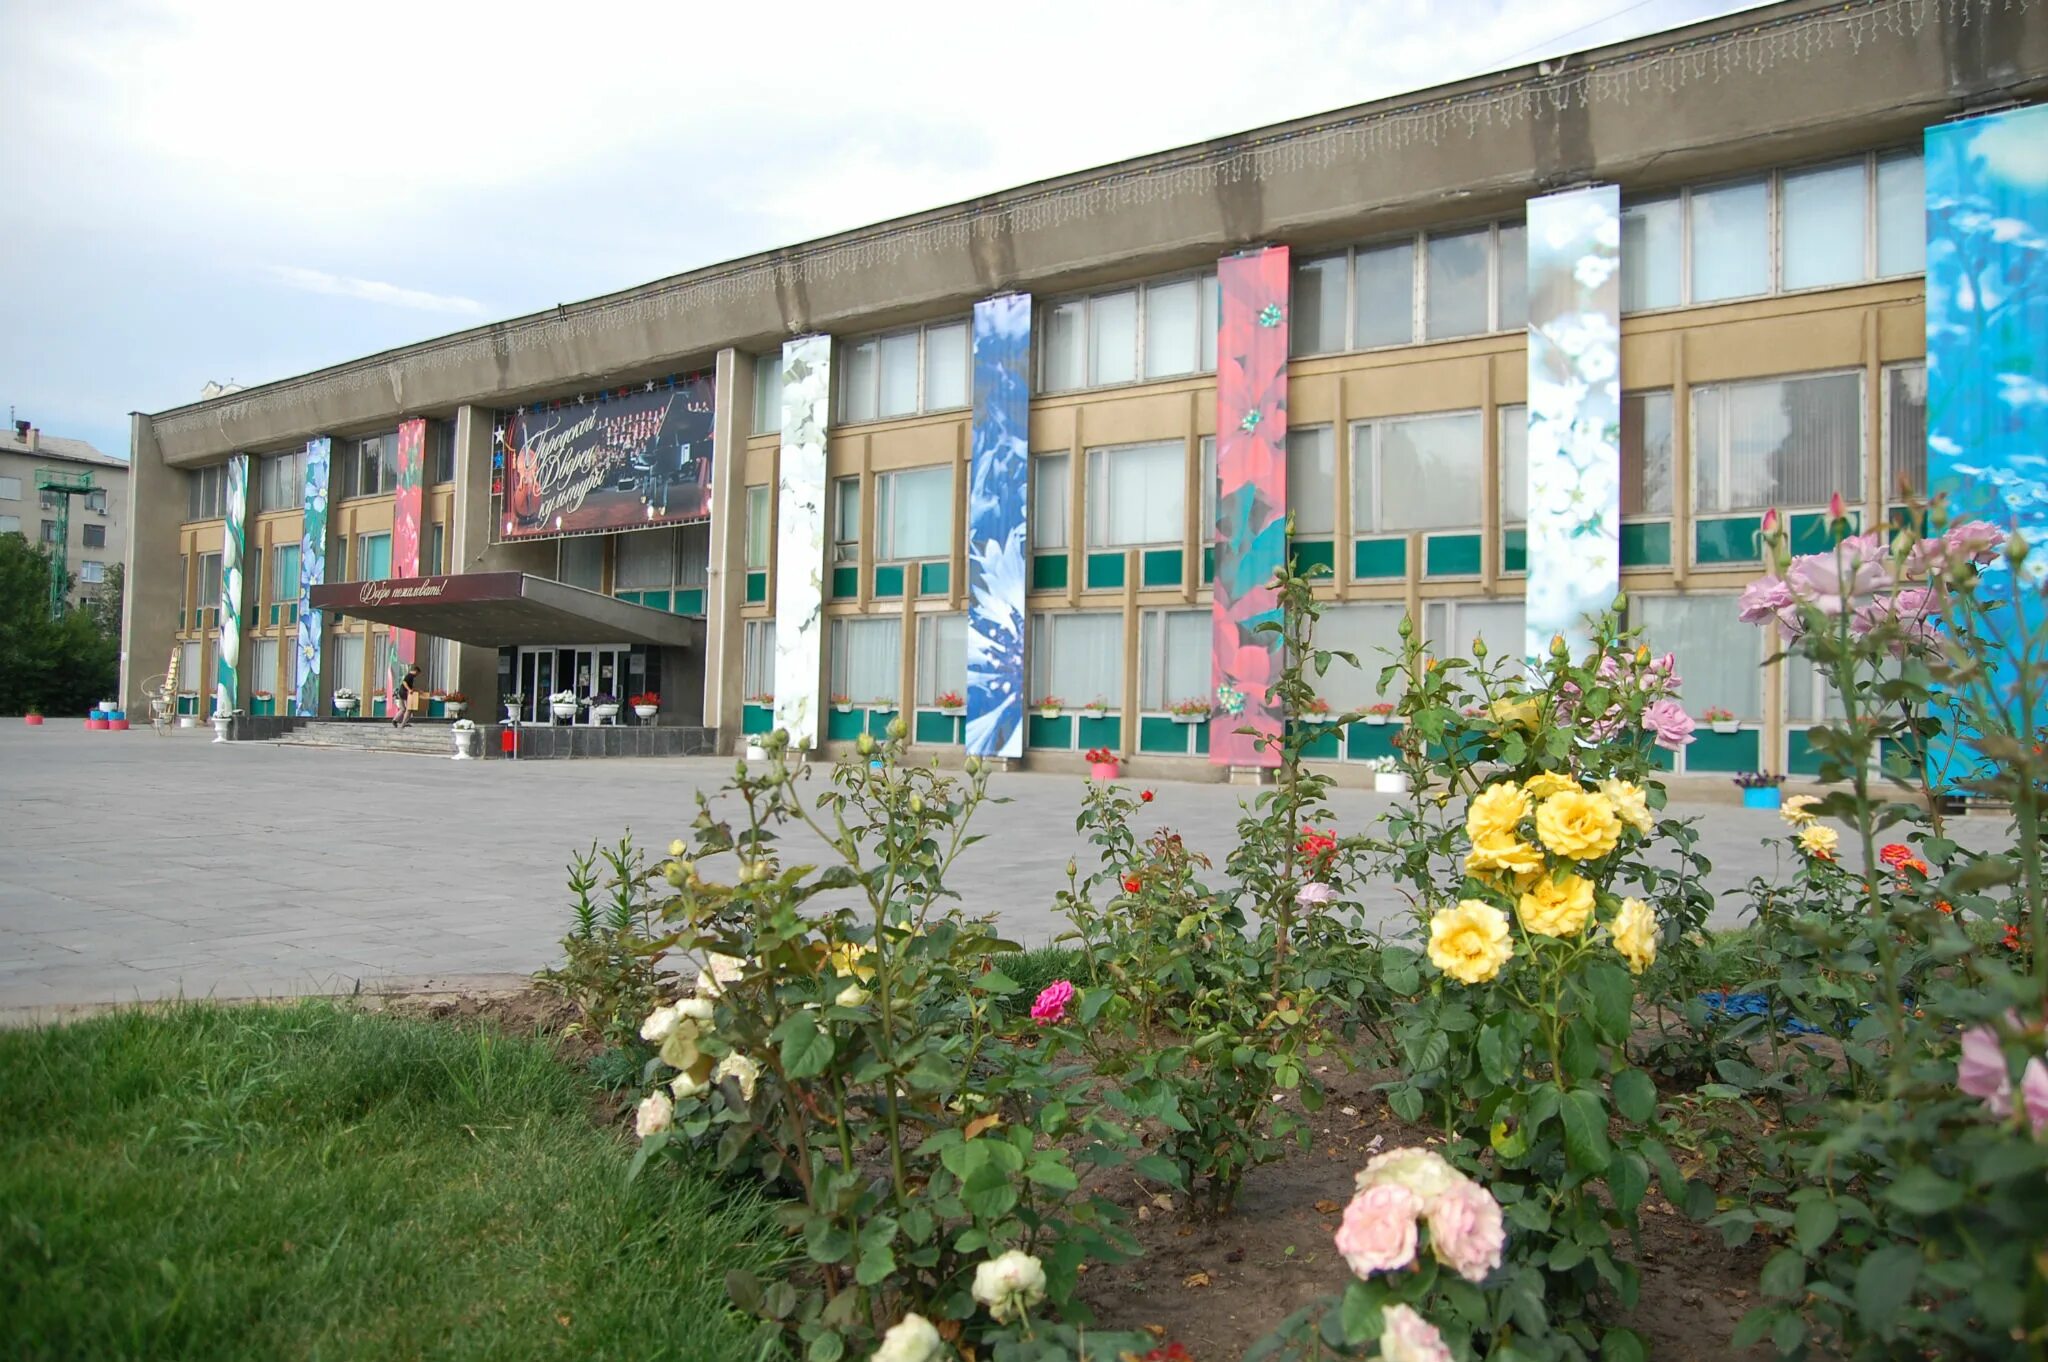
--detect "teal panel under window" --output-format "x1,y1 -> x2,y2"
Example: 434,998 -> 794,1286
742,703 -> 773,735
1140,548 -> 1183,587
1032,554 -> 1068,591
745,570 -> 768,603
1790,509 -> 1859,557
918,561 -> 949,596
831,566 -> 859,599
1076,715 -> 1121,750
1346,723 -> 1399,762
1620,521 -> 1671,569
867,708 -> 898,739
1888,505 -> 1931,536
1686,728 -> 1759,774
1786,728 -> 1824,777
1694,516 -> 1762,566
615,590 -> 642,606
874,564 -> 905,598
1194,722 -> 1210,756
914,710 -> 958,744
1424,533 -> 1482,578
1647,742 -> 1676,772
1293,723 -> 1341,760
1502,529 -> 1527,575
1353,538 -> 1406,580
826,707 -> 864,741
674,588 -> 704,615
1139,716 -> 1193,755
1202,546 -> 1214,583
1028,714 -> 1072,749
643,590 -> 672,612
1291,540 -> 1336,577
1085,553 -> 1125,591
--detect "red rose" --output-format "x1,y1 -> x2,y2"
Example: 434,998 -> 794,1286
1123,875 -> 1142,894
1878,843 -> 1913,869
1141,789 -> 1154,802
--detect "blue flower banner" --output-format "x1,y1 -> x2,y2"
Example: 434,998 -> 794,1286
1524,184 -> 1621,664
1926,105 -> 2048,780
967,294 -> 1030,759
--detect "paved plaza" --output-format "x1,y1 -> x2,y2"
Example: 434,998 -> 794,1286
0,726 -> 1956,1020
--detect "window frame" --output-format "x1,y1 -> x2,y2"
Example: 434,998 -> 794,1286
81,523 -> 106,549
1349,409 -> 1486,535
0,475 -> 20,501
752,352 -> 785,438
1084,439 -> 1186,550
1881,360 -> 1928,503
1137,607 -> 1211,712
832,476 -> 861,565
1690,368 -> 1866,517
744,485 -> 772,570
272,543 -> 300,603
1292,220 -> 1526,359
874,465 -> 954,563
1036,269 -> 1220,395
836,320 -> 972,424
355,531 -> 393,582
1030,454 -> 1070,552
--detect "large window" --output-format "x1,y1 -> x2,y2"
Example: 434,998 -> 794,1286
1883,362 -> 1928,500
616,527 -> 677,589
178,641 -> 201,690
79,561 -> 107,584
187,464 -> 227,520
40,519 -> 59,544
425,522 -> 445,576
1287,428 -> 1337,537
753,352 -> 784,437
915,612 -> 967,706
0,476 -> 20,501
677,522 -> 709,588
559,536 -> 603,590
744,485 -> 771,569
1690,177 -> 1770,302
1031,455 -> 1069,551
876,466 -> 952,561
1875,151 -> 1926,278
1351,412 -> 1483,533
342,434 -> 397,499
1039,273 -> 1218,392
1693,371 -> 1863,514
1292,221 -> 1524,357
1501,405 -> 1528,528
257,450 -> 305,511
1314,603 -> 1409,709
833,477 -> 861,564
1633,594 -> 1762,720
829,616 -> 902,704
1422,600 -> 1524,675
1138,609 -> 1209,711
428,421 -> 455,484
1780,160 -> 1867,291
197,552 -> 221,609
1425,226 -> 1492,340
422,636 -> 453,692
1029,611 -> 1122,709
356,532 -> 392,581
331,633 -> 364,700
0,515 -> 20,534
1086,441 -> 1184,549
86,488 -> 108,513
272,544 -> 300,601
742,619 -> 776,699
250,637 -> 279,697
839,321 -> 969,422
82,524 -> 106,548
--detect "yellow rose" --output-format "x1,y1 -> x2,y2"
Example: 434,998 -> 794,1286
1534,788 -> 1622,861
1489,696 -> 1542,729
1797,824 -> 1839,859
1523,771 -> 1579,801
1465,830 -> 1545,878
1610,897 -> 1658,974
826,940 -> 875,982
1780,794 -> 1820,827
1598,778 -> 1653,836
1428,900 -> 1515,985
1517,873 -> 1596,937
1465,782 -> 1531,846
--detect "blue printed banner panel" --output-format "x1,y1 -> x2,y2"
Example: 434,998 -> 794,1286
1524,184 -> 1621,665
294,438 -> 331,716
1926,106 -> 2048,784
966,294 -> 1030,760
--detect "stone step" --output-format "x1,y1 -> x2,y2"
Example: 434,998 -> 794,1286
272,720 -> 461,756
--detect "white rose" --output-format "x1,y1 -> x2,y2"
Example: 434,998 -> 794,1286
697,953 -> 745,999
871,1312 -> 944,1362
671,1069 -> 709,1100
639,1003 -> 680,1044
836,983 -> 872,1008
676,997 -> 715,1023
634,1091 -> 673,1140
1356,1147 -> 1462,1206
714,1052 -> 760,1101
971,1249 -> 1046,1324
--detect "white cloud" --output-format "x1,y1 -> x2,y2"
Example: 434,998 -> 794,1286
261,265 -> 485,315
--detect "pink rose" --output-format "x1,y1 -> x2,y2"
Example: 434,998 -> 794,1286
1945,519 -> 2006,565
1296,881 -> 1337,908
1334,1182 -> 1421,1278
1958,1025 -> 2013,1117
1786,534 -> 1896,619
1425,1177 -> 1505,1283
1030,979 -> 1075,1026
1641,698 -> 1696,751
1378,1304 -> 1453,1362
2023,1058 -> 2048,1140
1738,575 -> 1794,625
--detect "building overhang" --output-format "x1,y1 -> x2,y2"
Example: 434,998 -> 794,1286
306,573 -> 702,649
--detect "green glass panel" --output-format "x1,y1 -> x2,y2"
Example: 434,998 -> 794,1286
1085,553 -> 1125,591
1424,533 -> 1482,578
914,710 -> 957,744
1291,540 -> 1336,577
1346,722 -> 1400,761
1789,510 -> 1859,557
867,708 -> 898,738
742,704 -> 773,735
745,570 -> 769,603
1076,715 -> 1121,749
1786,728 -> 1823,777
1293,723 -> 1341,759
1693,516 -> 1762,566
615,590 -> 642,605
1352,538 -> 1406,580
1193,722 -> 1210,755
1139,716 -> 1191,754
643,590 -> 672,612
874,564 -> 905,599
1031,554 -> 1068,591
1202,546 -> 1215,583
1140,548 -> 1184,588
826,707 -> 864,741
918,561 -> 949,596
1502,529 -> 1527,575
1028,714 -> 1073,749
1684,728 -> 1759,774
674,589 -> 704,615
1619,521 -> 1671,569
831,566 -> 859,599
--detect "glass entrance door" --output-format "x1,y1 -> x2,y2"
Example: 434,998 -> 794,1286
517,648 -> 555,723
519,645 -> 627,723
568,646 -> 626,717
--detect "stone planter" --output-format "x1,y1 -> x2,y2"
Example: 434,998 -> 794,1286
1710,720 -> 1739,735
445,703 -> 467,719
1373,772 -> 1410,794
1089,761 -> 1120,781
1364,715 -> 1391,726
23,714 -> 42,727
592,704 -> 621,723
551,703 -> 578,722
633,704 -> 658,720
451,727 -> 478,760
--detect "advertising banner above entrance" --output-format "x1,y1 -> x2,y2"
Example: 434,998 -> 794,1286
497,374 -> 715,541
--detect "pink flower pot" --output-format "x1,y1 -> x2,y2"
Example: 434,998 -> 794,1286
23,715 -> 42,726
85,718 -> 109,731
109,719 -> 129,731
1089,762 -> 1119,781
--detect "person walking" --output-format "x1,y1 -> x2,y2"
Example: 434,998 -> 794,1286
392,665 -> 421,729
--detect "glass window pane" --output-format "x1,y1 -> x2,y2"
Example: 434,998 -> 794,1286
1200,437 -> 1217,539
1089,291 -> 1138,386
1781,161 -> 1868,290
676,522 -> 710,587
198,553 -> 221,606
250,637 -> 279,698
1031,455 -> 1069,551
1499,405 -> 1528,525
1693,372 -> 1863,514
1144,279 -> 1198,379
833,477 -> 860,563
1290,254 -> 1348,356
1349,425 -> 1375,533
1425,229 -> 1489,340
1376,412 -> 1483,531
842,339 -> 878,422
743,487 -> 770,569
1354,241 -> 1416,348
1032,611 -> 1123,707
1622,391 -> 1675,517
617,528 -> 676,588
881,466 -> 952,560
879,333 -> 919,417
429,422 -> 454,484
916,612 -> 968,704
1495,223 -> 1528,332
1313,603 -> 1407,709
1690,178 -> 1770,302
1086,441 -> 1184,548
273,544 -> 299,601
754,353 -> 784,436
830,616 -> 903,703
1042,300 -> 1085,392
1425,601 -> 1524,674
743,619 -> 776,696
1876,151 -> 1925,277
1635,594 -> 1761,719
1139,608 -> 1211,710
1884,363 -> 1928,499
1199,273 -> 1219,372
1621,197 -> 1682,312
559,535 -> 603,590
332,634 -> 363,700
924,323 -> 968,410
1286,427 -> 1336,536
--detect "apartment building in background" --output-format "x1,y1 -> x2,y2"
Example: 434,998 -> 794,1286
0,422 -> 128,605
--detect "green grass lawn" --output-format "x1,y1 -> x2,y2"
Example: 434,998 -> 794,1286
0,1001 -> 787,1362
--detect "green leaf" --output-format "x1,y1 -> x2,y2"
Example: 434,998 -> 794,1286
1771,1312 -> 1808,1354
1599,1327 -> 1646,1362
1337,1280 -> 1382,1346
1607,1153 -> 1648,1216
725,1268 -> 764,1316
806,1222 -> 853,1265
778,1014 -> 834,1079
1729,1308 -> 1773,1350
1478,1025 -> 1513,1086
1854,1245 -> 1920,1332
1583,962 -> 1634,1045
1387,1085 -> 1424,1122
627,1127 -> 668,1182
1026,1158 -> 1079,1192
1610,1068 -> 1657,1123
1793,1198 -> 1839,1254
1560,1088 -> 1613,1173
1760,1248 -> 1805,1300
962,1162 -> 1020,1220
975,969 -> 1022,996
1884,1167 -> 1962,1216
808,1330 -> 846,1362
1135,1154 -> 1184,1187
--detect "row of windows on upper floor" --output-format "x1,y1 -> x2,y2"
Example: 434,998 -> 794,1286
750,149 -> 1926,434
739,363 -> 1929,569
0,477 -> 112,513
185,423 -> 456,521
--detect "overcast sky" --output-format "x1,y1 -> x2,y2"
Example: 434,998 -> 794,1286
0,0 -> 1764,462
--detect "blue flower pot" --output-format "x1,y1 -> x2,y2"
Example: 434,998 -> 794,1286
1742,787 -> 1782,810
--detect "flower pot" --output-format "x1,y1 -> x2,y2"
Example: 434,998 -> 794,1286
1364,715 -> 1389,726
504,705 -> 521,722
211,714 -> 231,744
833,704 -> 853,714
1710,720 -> 1739,735
451,727 -> 478,760
551,703 -> 578,721
1038,709 -> 1062,721
1082,709 -> 1108,721
1742,787 -> 1783,810
633,704 -> 658,720
1373,772 -> 1410,794
938,706 -> 963,719
1301,714 -> 1334,726
445,703 -> 466,719
1170,712 -> 1204,725
745,742 -> 768,761
109,719 -> 129,731
592,704 -> 621,722
1089,762 -> 1119,781
23,715 -> 42,726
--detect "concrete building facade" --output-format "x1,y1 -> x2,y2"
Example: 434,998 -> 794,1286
0,423 -> 128,608
125,0 -> 2048,774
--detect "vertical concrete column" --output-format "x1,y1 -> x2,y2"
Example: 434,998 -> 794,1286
450,405 -> 498,706
121,414 -> 183,711
705,347 -> 753,752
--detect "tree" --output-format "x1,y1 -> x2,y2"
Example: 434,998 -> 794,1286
0,533 -> 120,715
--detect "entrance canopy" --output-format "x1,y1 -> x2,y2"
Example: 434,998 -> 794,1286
307,573 -> 701,649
